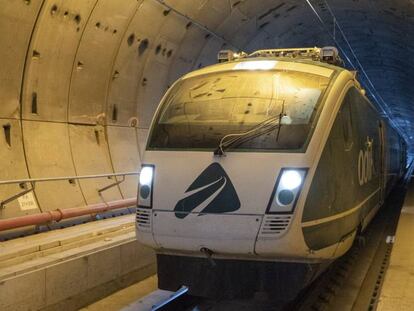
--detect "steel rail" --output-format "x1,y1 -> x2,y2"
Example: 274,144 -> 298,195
151,286 -> 190,311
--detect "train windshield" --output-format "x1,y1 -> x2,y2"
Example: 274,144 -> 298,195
148,69 -> 331,152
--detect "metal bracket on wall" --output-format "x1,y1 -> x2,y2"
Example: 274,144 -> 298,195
97,175 -> 127,207
97,175 -> 126,211
97,175 -> 126,195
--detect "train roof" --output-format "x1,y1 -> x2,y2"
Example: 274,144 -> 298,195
181,47 -> 350,82
180,47 -> 366,97
181,56 -> 345,80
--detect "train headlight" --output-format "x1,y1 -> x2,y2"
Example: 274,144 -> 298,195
138,165 -> 154,208
140,166 -> 153,186
266,168 -> 307,213
280,170 -> 302,190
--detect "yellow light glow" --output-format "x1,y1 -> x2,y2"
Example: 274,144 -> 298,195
234,60 -> 277,71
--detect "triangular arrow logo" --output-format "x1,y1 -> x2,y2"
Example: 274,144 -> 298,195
174,163 -> 241,219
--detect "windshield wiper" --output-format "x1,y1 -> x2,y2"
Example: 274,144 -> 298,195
213,115 -> 280,156
276,99 -> 285,142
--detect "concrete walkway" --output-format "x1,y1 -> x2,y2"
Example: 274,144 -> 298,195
0,215 -> 156,311
378,179 -> 414,310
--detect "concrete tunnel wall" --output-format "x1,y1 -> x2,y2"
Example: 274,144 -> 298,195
1,0 -> 413,226
0,0 -> 219,224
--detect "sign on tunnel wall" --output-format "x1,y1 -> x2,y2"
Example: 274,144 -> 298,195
17,192 -> 38,211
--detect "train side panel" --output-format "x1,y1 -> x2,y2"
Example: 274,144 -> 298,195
302,86 -> 384,253
382,123 -> 406,196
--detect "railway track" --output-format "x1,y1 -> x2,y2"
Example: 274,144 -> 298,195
292,183 -> 406,311
148,180 -> 409,311
292,167 -> 413,311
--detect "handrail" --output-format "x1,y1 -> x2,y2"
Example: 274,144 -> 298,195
0,171 -> 139,186
0,171 -> 140,209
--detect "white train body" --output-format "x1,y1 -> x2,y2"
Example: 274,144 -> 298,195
135,49 -> 406,298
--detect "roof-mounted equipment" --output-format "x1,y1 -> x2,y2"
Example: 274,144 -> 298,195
217,50 -> 247,63
249,46 -> 344,67
218,46 -> 344,67
248,47 -> 319,59
319,46 -> 343,66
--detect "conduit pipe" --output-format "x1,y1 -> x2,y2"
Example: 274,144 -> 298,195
0,198 -> 137,232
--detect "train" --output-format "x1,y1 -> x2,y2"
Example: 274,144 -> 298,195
135,47 -> 407,300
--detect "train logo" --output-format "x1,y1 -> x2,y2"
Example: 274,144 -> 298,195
174,163 -> 241,218
358,136 -> 375,186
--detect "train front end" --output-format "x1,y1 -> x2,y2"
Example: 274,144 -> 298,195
135,56 -> 342,298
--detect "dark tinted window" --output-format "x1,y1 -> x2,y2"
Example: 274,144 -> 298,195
148,68 -> 331,152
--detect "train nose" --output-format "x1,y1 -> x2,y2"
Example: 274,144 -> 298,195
145,161 -> 263,255
151,211 -> 263,255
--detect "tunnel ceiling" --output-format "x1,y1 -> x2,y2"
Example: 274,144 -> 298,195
1,0 -> 413,135
0,0 -> 413,222
163,0 -> 414,143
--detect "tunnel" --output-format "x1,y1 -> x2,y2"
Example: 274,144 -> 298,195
0,0 -> 413,310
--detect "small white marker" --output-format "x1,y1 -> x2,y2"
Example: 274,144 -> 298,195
386,235 -> 395,244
